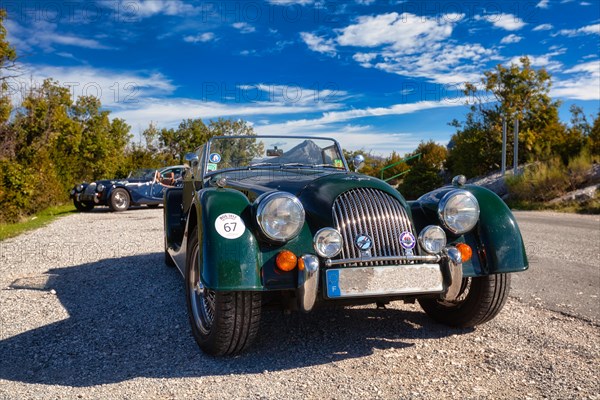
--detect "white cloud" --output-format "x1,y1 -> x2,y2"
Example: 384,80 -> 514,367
236,84 -> 349,106
232,22 -> 256,34
533,23 -> 554,31
5,19 -> 111,52
257,125 -> 423,156
509,55 -> 562,71
10,64 -> 176,108
352,52 -> 377,68
355,0 -> 376,4
336,12 -> 460,52
300,32 -> 337,56
556,23 -> 600,36
183,32 -> 215,43
501,34 -> 523,44
477,13 -> 527,31
552,60 -> 600,100
111,98 -> 344,132
101,0 -> 200,18
255,98 -> 467,132
580,1 -> 591,5
253,100 -> 468,155
266,0 -> 315,5
536,0 -> 550,8
365,43 -> 497,84
315,12 -> 492,84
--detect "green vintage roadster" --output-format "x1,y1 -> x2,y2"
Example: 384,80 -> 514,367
163,136 -> 528,355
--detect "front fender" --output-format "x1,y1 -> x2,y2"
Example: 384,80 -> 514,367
411,185 -> 528,276
196,188 -> 262,290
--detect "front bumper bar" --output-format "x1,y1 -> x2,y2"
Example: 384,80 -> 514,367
295,247 -> 464,312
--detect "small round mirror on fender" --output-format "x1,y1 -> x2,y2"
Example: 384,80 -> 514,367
185,152 -> 199,166
352,154 -> 365,172
452,175 -> 467,186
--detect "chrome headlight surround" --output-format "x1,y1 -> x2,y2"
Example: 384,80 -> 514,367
76,184 -> 83,192
313,228 -> 343,258
256,192 -> 305,242
438,190 -> 480,234
96,183 -> 105,192
418,225 -> 446,254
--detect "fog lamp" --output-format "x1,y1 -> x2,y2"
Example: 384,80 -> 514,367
313,228 -> 343,258
418,225 -> 446,254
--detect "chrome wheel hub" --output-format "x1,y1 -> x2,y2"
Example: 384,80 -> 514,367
114,192 -> 127,209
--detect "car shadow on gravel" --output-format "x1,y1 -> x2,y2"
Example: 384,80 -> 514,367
0,253 -> 467,387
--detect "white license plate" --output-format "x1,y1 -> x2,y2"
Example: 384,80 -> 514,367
325,264 -> 444,298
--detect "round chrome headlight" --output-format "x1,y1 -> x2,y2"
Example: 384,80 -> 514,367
96,184 -> 105,192
438,190 -> 480,234
418,225 -> 446,254
256,192 -> 305,241
76,184 -> 83,192
313,228 -> 343,258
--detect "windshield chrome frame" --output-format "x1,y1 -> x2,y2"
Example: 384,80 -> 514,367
202,135 -> 349,179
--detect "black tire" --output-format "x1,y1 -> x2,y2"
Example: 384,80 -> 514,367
147,204 -> 160,209
418,273 -> 511,328
109,188 -> 130,212
185,229 -> 261,356
73,198 -> 94,212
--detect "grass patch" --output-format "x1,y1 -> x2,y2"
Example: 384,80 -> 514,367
0,203 -> 76,241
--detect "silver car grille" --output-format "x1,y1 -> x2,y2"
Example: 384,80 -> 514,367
84,183 -> 97,196
332,188 -> 417,267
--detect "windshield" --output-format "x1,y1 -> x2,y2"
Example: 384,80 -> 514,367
128,168 -> 156,180
205,136 -> 346,174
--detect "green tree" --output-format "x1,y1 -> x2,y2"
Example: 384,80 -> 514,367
398,163 -> 443,200
160,118 -> 209,162
72,95 -> 131,180
413,140 -> 447,169
449,57 -> 567,177
343,149 -> 384,177
380,151 -> 409,182
0,9 -> 16,76
589,113 -> 600,156
396,140 -> 447,199
205,119 -> 260,167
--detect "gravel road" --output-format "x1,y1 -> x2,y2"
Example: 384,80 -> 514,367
1,208 -> 598,399
511,211 -> 600,322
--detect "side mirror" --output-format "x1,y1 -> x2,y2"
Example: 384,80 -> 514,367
352,154 -> 365,172
185,152 -> 199,166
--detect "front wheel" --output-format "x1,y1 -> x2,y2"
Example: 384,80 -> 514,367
418,274 -> 511,328
73,199 -> 94,212
186,230 -> 261,356
109,188 -> 130,212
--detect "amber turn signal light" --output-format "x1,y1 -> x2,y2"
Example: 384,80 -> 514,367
276,250 -> 297,272
297,257 -> 305,271
455,243 -> 473,262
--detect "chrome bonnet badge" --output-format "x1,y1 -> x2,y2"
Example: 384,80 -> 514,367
355,234 -> 373,251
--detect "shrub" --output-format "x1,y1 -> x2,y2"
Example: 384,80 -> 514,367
397,163 -> 443,200
567,148 -> 593,189
506,158 -> 569,202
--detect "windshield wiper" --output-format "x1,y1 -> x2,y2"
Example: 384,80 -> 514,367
282,163 -> 344,169
281,163 -> 307,167
312,164 -> 345,169
248,162 -> 277,168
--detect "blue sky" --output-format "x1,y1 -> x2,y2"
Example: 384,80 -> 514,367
4,0 -> 600,155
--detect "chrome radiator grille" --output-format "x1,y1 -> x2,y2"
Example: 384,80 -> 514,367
332,188 -> 417,267
84,183 -> 97,196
